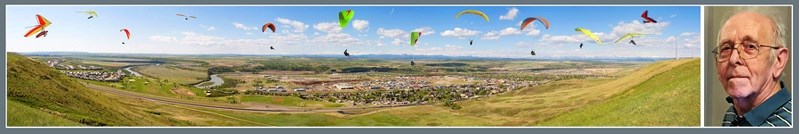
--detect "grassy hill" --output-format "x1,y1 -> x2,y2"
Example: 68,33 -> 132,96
6,53 -> 171,126
535,59 -> 700,126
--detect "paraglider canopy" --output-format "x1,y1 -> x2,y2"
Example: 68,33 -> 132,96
455,10 -> 489,22
78,10 -> 98,19
521,17 -> 550,30
641,10 -> 657,23
410,32 -> 422,46
262,23 -> 276,33
614,33 -> 645,43
120,28 -> 131,40
574,28 -> 601,45
339,10 -> 355,28
24,14 -> 52,38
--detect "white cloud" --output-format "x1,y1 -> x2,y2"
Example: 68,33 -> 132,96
150,32 -> 310,47
499,7 -> 519,20
313,22 -> 342,33
179,32 -> 227,46
200,25 -> 216,31
149,35 -> 178,42
233,22 -> 257,31
391,38 -> 405,46
276,17 -> 309,33
526,29 -> 541,36
670,14 -> 678,18
311,32 -> 359,46
412,27 -> 436,36
353,20 -> 369,31
680,32 -> 696,36
610,20 -> 670,36
376,28 -> 406,39
482,27 -> 521,40
440,27 -> 480,39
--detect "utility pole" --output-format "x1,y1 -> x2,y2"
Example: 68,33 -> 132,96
675,36 -> 678,59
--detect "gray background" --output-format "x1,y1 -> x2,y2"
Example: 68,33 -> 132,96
703,6 -> 793,126
2,0 -> 798,134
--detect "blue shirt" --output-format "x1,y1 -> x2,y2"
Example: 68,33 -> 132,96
722,84 -> 792,127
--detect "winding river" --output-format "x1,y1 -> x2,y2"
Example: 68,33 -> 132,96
195,74 -> 224,88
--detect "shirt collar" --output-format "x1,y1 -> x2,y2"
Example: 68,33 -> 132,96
726,83 -> 791,126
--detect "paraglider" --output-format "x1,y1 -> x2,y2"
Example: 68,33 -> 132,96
120,28 -> 130,44
574,28 -> 602,45
78,10 -> 98,19
614,33 -> 645,45
24,14 -> 52,38
176,14 -> 196,20
339,10 -> 355,28
641,10 -> 657,23
343,49 -> 350,57
262,23 -> 276,33
455,10 -> 489,22
520,17 -> 550,30
410,31 -> 422,66
410,32 -> 422,46
530,50 -> 536,56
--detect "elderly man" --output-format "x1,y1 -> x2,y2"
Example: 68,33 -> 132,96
713,11 -> 791,127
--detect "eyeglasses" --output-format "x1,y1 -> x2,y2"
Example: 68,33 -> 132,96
711,41 -> 780,62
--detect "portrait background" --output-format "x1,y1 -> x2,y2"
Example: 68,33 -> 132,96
703,6 -> 792,126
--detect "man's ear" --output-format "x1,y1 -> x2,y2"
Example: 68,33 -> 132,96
772,48 -> 789,79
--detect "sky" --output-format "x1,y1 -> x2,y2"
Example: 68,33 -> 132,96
6,6 -> 701,58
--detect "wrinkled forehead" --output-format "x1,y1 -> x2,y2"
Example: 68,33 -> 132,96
718,12 -> 776,45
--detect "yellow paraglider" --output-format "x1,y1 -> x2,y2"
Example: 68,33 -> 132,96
455,10 -> 489,22
614,33 -> 645,43
575,28 -> 601,45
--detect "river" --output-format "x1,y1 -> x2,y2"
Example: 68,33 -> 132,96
195,74 -> 224,88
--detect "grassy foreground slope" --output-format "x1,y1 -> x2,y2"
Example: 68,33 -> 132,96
7,53 -> 172,126
7,100 -> 83,126
535,59 -> 700,126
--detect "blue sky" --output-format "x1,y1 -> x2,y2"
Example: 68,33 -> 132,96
6,6 -> 700,58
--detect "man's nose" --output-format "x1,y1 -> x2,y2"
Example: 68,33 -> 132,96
727,49 -> 744,66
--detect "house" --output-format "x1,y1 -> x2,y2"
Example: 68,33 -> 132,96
334,83 -> 354,90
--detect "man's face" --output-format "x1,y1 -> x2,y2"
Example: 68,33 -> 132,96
716,12 -> 777,99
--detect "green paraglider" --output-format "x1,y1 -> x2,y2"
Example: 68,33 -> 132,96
410,32 -> 422,46
339,10 -> 355,28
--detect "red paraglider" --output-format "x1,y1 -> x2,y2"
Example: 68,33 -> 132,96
641,10 -> 657,23
262,23 -> 276,33
520,17 -> 550,31
120,28 -> 130,44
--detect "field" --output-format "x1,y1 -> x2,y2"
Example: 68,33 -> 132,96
8,52 -> 700,126
136,65 -> 208,85
536,59 -> 700,126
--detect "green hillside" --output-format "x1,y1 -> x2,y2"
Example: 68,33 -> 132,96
6,53 -> 167,126
535,59 -> 700,126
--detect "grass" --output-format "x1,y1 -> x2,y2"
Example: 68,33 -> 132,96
438,59 -> 697,126
535,59 -> 700,126
7,52 -> 172,126
137,65 -> 208,85
7,100 -> 84,126
239,95 -> 344,107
